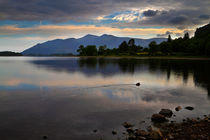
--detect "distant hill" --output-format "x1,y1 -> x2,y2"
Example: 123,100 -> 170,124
0,51 -> 22,56
22,34 -> 166,56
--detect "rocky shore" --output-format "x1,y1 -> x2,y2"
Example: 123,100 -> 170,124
97,106 -> 210,140
120,115 -> 210,140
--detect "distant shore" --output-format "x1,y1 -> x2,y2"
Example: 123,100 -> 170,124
1,55 -> 210,60
76,55 -> 210,60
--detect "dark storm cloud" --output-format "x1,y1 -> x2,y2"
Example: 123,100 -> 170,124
143,10 -> 159,17
199,15 -> 210,20
121,7 -> 210,29
0,0 -> 209,29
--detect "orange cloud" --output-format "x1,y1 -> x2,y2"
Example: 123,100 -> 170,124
0,24 -> 185,39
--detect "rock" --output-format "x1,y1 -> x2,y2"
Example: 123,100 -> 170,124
147,126 -> 152,132
112,131 -> 117,135
135,130 -> 149,136
136,83 -> 141,86
159,109 -> 173,117
122,122 -> 133,128
127,128 -> 134,134
149,130 -> 161,140
168,134 -> 174,139
185,106 -> 194,111
151,114 -> 167,123
43,136 -> 48,139
175,106 -> 182,111
128,135 -> 136,140
138,136 -> 146,140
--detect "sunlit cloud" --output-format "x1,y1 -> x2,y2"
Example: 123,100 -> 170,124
0,24 -> 184,39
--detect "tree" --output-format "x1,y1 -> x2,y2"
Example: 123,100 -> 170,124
118,41 -> 129,53
128,39 -> 135,47
98,45 -> 107,55
85,45 -> 98,56
149,41 -> 159,54
167,35 -> 172,42
184,32 -> 190,40
77,45 -> 85,55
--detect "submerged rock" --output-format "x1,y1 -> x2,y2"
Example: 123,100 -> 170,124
151,114 -> 167,123
159,109 -> 173,117
175,106 -> 182,111
185,106 -> 194,111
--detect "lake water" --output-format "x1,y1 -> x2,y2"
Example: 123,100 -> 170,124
0,57 -> 210,140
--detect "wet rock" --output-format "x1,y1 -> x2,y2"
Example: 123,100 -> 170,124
159,109 -> 173,117
122,122 -> 133,128
175,106 -> 182,111
128,136 -> 136,140
151,114 -> 167,123
135,129 -> 149,136
138,136 -> 146,140
112,131 -> 117,135
185,106 -> 194,111
149,130 -> 161,140
147,126 -> 152,132
127,128 -> 134,134
136,83 -> 141,86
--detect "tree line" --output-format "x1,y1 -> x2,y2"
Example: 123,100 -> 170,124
77,23 -> 210,56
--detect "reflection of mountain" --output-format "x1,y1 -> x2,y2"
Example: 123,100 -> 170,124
30,58 -> 210,97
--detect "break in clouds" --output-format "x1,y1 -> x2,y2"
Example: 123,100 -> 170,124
0,0 -> 209,29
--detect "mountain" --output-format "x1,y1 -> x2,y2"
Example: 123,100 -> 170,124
22,34 -> 166,55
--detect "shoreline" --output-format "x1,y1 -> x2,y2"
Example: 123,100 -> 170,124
98,106 -> 210,140
1,55 -> 210,60
119,115 -> 210,140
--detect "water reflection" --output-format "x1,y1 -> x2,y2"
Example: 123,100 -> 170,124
0,57 -> 210,140
30,57 -> 210,98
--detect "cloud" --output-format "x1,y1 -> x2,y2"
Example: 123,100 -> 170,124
157,29 -> 195,38
157,31 -> 173,37
118,7 -> 210,29
112,11 -> 140,22
0,24 -> 184,39
0,0 -> 209,26
143,10 -> 159,17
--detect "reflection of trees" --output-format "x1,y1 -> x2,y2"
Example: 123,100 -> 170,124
30,58 -> 210,98
78,58 -> 97,68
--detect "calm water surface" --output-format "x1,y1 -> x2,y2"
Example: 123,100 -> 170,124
0,57 -> 210,140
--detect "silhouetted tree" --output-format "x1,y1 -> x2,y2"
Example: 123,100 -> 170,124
149,41 -> 159,55
167,35 -> 172,42
77,45 -> 85,55
128,39 -> 135,47
98,45 -> 107,55
85,45 -> 98,56
118,41 -> 129,53
184,32 -> 190,40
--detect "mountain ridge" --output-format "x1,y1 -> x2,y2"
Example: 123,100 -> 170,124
22,34 -> 166,55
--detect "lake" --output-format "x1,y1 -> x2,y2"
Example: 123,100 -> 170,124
0,57 -> 210,140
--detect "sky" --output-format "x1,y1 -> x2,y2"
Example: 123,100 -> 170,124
0,0 -> 210,52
